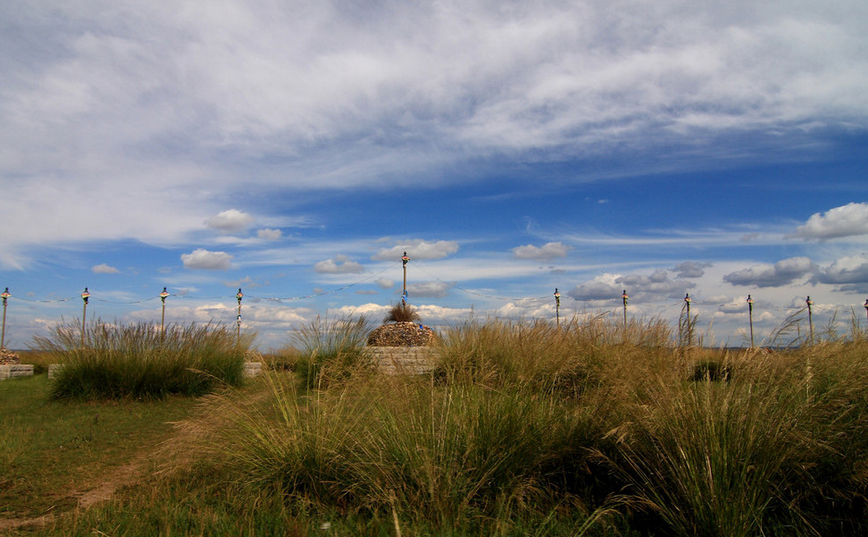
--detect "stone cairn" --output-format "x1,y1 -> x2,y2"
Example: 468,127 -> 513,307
366,305 -> 436,374
0,348 -> 20,365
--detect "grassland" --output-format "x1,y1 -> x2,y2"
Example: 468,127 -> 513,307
2,315 -> 867,536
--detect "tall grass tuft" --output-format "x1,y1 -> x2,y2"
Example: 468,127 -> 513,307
290,315 -> 372,388
37,319 -> 249,400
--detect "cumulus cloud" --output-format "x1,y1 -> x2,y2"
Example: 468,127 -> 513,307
181,249 -> 233,270
373,239 -> 459,261
512,241 -> 571,262
617,270 -> 694,298
793,203 -> 868,240
408,281 -> 455,298
257,228 -> 282,240
723,257 -> 814,287
91,263 -> 119,274
568,273 -> 623,301
673,261 -> 711,278
813,253 -> 868,292
205,209 -> 254,234
375,278 -> 395,289
314,256 -> 364,274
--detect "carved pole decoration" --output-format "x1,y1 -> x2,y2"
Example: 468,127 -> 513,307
402,252 -> 409,309
806,296 -> 814,345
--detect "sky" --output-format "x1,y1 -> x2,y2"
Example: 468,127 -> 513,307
1,0 -> 867,351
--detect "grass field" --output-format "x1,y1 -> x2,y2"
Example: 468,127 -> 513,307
2,315 -> 867,536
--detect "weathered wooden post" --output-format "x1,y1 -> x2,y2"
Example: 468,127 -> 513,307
160,287 -> 169,341
553,288 -> 560,328
621,289 -> 628,334
806,296 -> 814,345
684,292 -> 692,347
236,288 -> 243,347
747,294 -> 754,348
81,287 -> 90,347
401,252 -> 409,310
1,288 -> 9,349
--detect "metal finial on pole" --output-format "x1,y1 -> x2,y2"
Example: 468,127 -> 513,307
160,287 -> 169,340
554,288 -> 560,328
236,288 -> 243,347
747,295 -> 754,348
806,296 -> 814,345
81,287 -> 90,347
1,288 -> 10,349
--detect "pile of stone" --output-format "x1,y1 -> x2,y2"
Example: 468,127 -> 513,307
367,322 -> 435,347
0,348 -> 20,365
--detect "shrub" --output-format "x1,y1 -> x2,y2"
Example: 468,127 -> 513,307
36,320 -> 249,400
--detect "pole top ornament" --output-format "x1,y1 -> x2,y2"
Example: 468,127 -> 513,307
81,287 -> 90,303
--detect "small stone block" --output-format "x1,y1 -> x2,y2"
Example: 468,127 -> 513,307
243,362 -> 262,377
0,364 -> 35,380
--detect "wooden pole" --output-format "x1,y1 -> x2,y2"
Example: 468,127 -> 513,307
806,296 -> 814,345
236,289 -> 243,347
81,287 -> 90,347
621,289 -> 628,334
684,293 -> 692,347
402,252 -> 409,310
160,287 -> 169,342
1,288 -> 9,349
553,288 -> 560,328
747,295 -> 754,348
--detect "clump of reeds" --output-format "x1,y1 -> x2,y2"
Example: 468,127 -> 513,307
383,303 -> 421,323
36,319 -> 249,400
289,315 -> 372,388
159,314 -> 868,536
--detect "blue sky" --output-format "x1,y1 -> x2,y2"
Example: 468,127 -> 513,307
1,0 -> 867,350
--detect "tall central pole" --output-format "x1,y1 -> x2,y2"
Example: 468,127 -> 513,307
806,296 -> 814,345
81,287 -> 90,347
402,252 -> 409,309
1,288 -> 9,349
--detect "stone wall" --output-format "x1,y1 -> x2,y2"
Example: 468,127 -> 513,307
365,346 -> 437,375
0,364 -> 34,380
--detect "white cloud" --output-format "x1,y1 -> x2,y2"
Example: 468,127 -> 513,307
723,256 -> 814,288
314,256 -> 364,274
512,241 -> 570,262
205,209 -> 255,234
372,239 -> 459,261
375,278 -> 395,289
793,203 -> 868,240
568,273 -> 623,301
813,253 -> 868,292
673,261 -> 711,278
92,263 -> 119,274
181,249 -> 234,270
257,228 -> 282,240
408,281 -> 455,299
